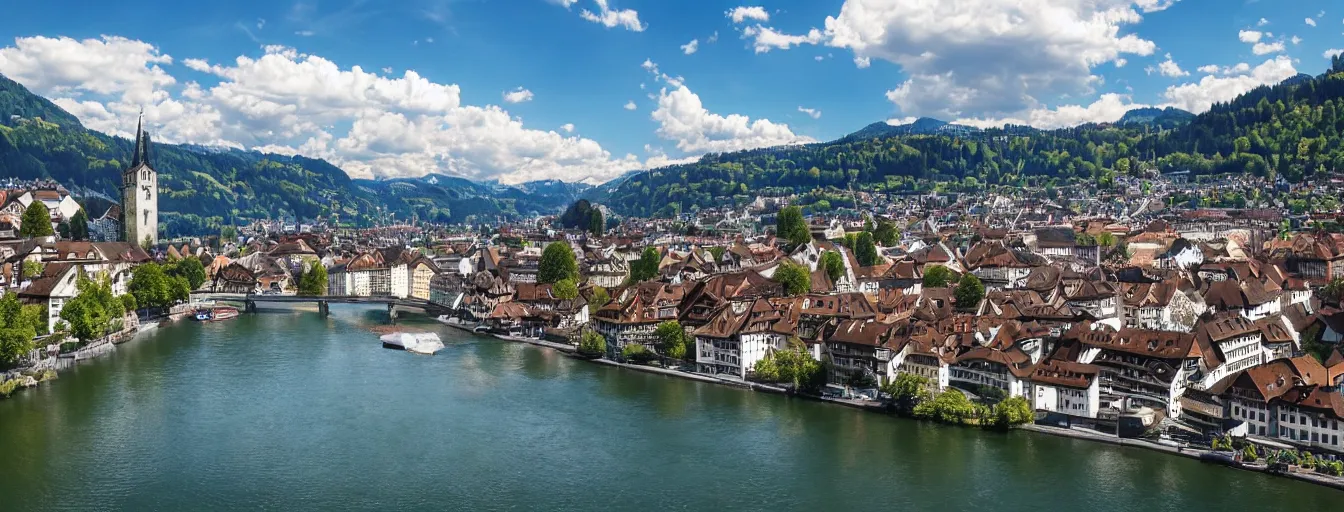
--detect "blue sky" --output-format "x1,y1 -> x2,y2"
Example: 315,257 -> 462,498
1,0 -> 1342,184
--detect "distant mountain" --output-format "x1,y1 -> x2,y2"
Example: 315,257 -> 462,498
839,117 -> 980,142
1280,74 -> 1314,87
0,73 -> 596,234
1117,107 -> 1195,129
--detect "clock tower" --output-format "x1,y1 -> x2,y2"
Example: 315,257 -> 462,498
122,112 -> 158,247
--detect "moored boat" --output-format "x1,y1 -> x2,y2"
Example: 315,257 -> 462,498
210,307 -> 239,321
193,309 -> 213,321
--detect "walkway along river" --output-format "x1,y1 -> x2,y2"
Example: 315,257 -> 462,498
0,304 -> 1338,511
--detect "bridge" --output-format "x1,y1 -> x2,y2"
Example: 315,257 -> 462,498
191,293 -> 445,319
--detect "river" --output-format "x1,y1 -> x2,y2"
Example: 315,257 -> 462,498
0,305 -> 1336,511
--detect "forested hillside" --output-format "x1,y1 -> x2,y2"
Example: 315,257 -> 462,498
0,75 -> 588,234
598,58 -> 1344,217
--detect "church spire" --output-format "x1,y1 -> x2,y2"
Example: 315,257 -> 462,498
130,110 -> 151,168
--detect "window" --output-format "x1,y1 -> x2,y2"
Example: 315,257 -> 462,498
1259,412 -> 1265,422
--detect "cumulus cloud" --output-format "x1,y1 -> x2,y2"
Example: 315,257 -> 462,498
1156,54 -> 1188,77
681,39 -> 699,55
954,93 -> 1148,129
1252,41 -> 1285,55
741,25 -> 824,53
1291,36 -> 1302,45
644,60 -> 812,153
1196,64 -> 1219,74
576,0 -> 645,32
624,100 -> 637,110
818,0 -> 1159,120
1304,18 -> 1316,27
1238,30 -> 1262,43
1256,18 -> 1268,27
727,6 -> 771,23
0,37 -> 659,184
1326,49 -> 1344,59
797,106 -> 821,119
1161,56 -> 1297,113
561,123 -> 574,133
502,87 -> 534,103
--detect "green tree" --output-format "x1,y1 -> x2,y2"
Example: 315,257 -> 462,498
913,389 -> 977,424
922,265 -> 953,288
129,263 -> 172,309
873,219 -> 898,246
772,260 -> 812,296
167,256 -> 207,290
622,343 -> 655,363
21,261 -> 44,280
0,293 -> 40,367
69,209 -> 89,240
776,206 -> 811,247
991,396 -> 1034,428
61,274 -> 125,342
588,208 -> 604,237
954,273 -> 985,310
552,278 -> 579,300
654,320 -> 688,360
855,232 -> 879,266
538,242 -> 579,284
298,260 -> 328,296
169,276 -> 191,304
57,222 -> 70,239
629,247 -> 661,283
587,286 -> 610,314
19,201 -> 54,238
577,331 -> 606,358
119,294 -> 138,313
708,246 -> 726,262
881,373 -> 929,407
819,250 -> 845,281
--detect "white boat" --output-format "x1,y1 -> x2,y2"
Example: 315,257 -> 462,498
379,332 -> 444,355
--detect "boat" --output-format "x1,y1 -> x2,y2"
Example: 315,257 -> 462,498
193,309 -> 214,321
210,307 -> 239,321
379,332 -> 445,355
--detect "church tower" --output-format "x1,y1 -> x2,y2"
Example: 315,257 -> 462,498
122,112 -> 158,247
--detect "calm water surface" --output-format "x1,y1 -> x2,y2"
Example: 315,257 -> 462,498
0,305 -> 1337,511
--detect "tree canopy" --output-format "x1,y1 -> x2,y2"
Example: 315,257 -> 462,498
538,242 -> 579,284
954,273 -> 986,310
60,274 -> 125,342
819,250 -> 845,281
629,247 -> 661,283
552,278 -> 579,300
19,201 -> 53,238
298,260 -> 328,296
775,206 -> 811,247
654,320 -> 688,360
855,232 -> 880,266
923,265 -> 954,288
772,260 -> 812,296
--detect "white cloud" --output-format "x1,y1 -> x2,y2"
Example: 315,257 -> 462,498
577,0 -> 646,32
1,38 -> 658,184
549,0 -> 579,8
727,6 -> 771,23
1132,0 -> 1179,12
257,18 -> 266,30
295,30 -> 315,37
561,123 -> 574,133
1196,64 -> 1219,74
707,31 -> 719,43
644,59 -> 812,153
1115,58 -> 1128,67
1325,49 -> 1344,59
741,25 -> 824,53
1161,55 -> 1297,113
1256,18 -> 1268,27
1157,53 -> 1188,77
681,39 -> 699,55
819,0 -> 1159,119
1239,30 -> 1262,43
797,106 -> 822,119
381,66 -> 393,74
953,93 -> 1148,129
1305,18 -> 1316,27
854,56 -> 871,68
624,100 -> 637,110
1291,36 -> 1302,45
502,87 -> 534,103
1252,41 -> 1285,55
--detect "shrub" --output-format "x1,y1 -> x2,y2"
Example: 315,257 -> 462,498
622,344 -> 657,364
577,331 -> 606,359
0,378 -> 19,398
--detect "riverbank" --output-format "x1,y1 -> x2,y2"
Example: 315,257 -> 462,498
443,321 -> 1344,493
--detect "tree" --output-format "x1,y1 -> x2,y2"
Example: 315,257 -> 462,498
654,320 -> 688,360
21,261 -> 44,280
69,209 -> 89,240
855,232 -> 879,266
923,265 -> 953,288
119,294 -> 138,314
169,276 -> 191,304
622,343 -> 656,363
776,206 -> 811,247
577,331 -> 606,358
913,389 -> 976,424
882,373 -> 929,409
991,396 -> 1034,428
61,274 -> 125,342
19,201 -> 54,238
772,260 -> 811,296
1095,231 -> 1116,247
954,273 -> 985,310
552,278 -> 579,300
167,256 -> 207,290
538,242 -> 579,284
819,250 -> 845,281
57,222 -> 70,239
298,260 -> 328,296
873,219 -> 898,246
129,263 -> 172,309
588,208 -> 604,237
0,293 -> 40,367
587,286 -> 610,314
629,247 -> 661,283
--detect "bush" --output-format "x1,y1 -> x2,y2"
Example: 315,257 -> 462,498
991,396 -> 1035,428
577,331 -> 606,358
0,378 -> 20,398
913,389 -> 977,424
622,344 -> 657,364
1241,444 -> 1259,463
